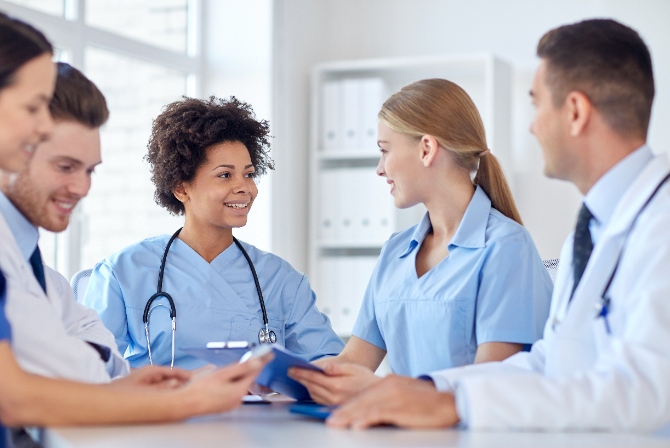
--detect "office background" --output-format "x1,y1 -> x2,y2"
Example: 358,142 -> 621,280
3,0 -> 669,332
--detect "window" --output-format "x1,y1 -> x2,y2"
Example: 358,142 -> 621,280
1,0 -> 202,279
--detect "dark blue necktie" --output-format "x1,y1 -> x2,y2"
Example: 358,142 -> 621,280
571,203 -> 593,299
29,246 -> 46,293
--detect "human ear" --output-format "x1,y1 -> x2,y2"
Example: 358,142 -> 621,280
566,91 -> 592,137
173,183 -> 188,203
419,135 -> 440,167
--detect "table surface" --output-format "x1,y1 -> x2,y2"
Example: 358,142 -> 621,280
43,402 -> 670,448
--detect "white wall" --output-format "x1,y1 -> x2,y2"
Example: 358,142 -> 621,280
203,0 -> 273,251
272,0 -> 670,272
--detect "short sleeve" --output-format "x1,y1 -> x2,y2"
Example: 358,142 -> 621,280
351,260 -> 386,350
0,271 -> 11,340
475,232 -> 552,345
81,261 -> 130,355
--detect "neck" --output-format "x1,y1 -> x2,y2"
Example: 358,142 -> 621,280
177,219 -> 234,263
574,134 -> 646,195
423,178 -> 475,241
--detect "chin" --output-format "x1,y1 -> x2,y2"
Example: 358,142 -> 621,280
41,219 -> 70,233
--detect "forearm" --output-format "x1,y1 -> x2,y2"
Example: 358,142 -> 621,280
315,336 -> 385,371
0,346 -> 195,426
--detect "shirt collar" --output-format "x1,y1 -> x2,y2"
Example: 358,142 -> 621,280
399,186 -> 491,258
0,191 -> 39,261
584,144 -> 653,229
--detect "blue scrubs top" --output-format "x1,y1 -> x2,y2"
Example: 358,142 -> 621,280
83,237 -> 344,369
1,271 -> 10,448
352,186 -> 553,377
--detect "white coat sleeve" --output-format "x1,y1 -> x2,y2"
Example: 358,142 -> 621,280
454,210 -> 670,431
46,268 -> 130,378
426,338 -> 547,391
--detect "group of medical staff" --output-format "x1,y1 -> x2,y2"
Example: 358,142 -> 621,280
0,9 -> 670,447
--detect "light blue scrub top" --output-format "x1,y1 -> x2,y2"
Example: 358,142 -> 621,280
83,236 -> 344,369
352,186 -> 553,377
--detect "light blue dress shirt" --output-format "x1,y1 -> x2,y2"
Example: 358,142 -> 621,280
83,235 -> 345,369
0,192 -> 38,261
584,145 -> 653,246
352,186 -> 553,377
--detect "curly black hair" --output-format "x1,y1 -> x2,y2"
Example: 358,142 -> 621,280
146,96 -> 274,215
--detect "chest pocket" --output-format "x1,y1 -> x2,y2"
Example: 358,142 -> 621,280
231,314 -> 285,346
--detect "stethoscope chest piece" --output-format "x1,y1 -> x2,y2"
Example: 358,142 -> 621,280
259,327 -> 277,345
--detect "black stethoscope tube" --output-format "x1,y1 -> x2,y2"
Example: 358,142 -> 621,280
142,228 -> 276,367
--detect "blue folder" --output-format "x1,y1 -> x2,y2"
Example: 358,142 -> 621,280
253,345 -> 324,401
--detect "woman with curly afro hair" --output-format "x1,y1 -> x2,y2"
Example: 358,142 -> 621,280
83,96 -> 344,369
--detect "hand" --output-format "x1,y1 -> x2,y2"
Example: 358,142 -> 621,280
110,366 -> 193,390
288,362 -> 381,405
181,351 -> 273,415
326,375 -> 459,429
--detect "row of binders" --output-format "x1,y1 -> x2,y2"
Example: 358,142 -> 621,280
317,167 -> 395,246
317,255 -> 379,335
321,77 -> 387,153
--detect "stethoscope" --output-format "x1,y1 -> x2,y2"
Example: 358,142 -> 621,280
595,172 -> 670,335
143,228 -> 276,367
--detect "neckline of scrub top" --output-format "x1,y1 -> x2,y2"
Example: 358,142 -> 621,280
583,144 -> 652,246
162,234 -> 243,274
154,234 -> 252,311
398,185 -> 491,260
0,191 -> 39,261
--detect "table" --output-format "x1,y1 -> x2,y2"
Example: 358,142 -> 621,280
43,402 -> 670,448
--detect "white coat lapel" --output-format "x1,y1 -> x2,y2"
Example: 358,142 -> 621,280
565,155 -> 670,331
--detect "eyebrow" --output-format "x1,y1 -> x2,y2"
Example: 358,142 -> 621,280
212,164 -> 255,170
50,155 -> 102,168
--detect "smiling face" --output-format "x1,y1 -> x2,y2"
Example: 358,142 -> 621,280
375,121 -> 426,209
178,141 -> 258,233
2,119 -> 101,232
0,53 -> 56,173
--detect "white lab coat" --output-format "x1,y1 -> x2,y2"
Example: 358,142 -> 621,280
430,153 -> 670,431
0,212 -> 129,383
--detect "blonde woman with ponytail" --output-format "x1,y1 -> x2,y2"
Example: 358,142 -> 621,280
290,78 -> 552,405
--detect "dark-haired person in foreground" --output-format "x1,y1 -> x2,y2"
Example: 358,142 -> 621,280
83,96 -> 344,369
327,18 -> 670,432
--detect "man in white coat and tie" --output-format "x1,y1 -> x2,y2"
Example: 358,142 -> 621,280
326,18 -> 670,432
0,62 -> 129,382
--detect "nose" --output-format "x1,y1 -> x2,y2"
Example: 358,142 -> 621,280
529,119 -> 536,136
37,105 -> 54,142
68,172 -> 92,198
375,156 -> 385,177
233,176 -> 254,194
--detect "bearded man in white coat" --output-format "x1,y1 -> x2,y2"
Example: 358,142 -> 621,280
0,62 -> 129,382
326,18 -> 670,432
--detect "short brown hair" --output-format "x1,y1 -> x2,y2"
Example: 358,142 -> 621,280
146,96 -> 274,215
49,62 -> 109,128
537,19 -> 654,139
